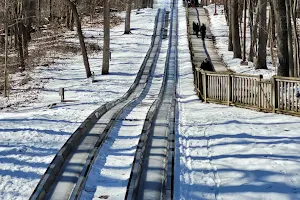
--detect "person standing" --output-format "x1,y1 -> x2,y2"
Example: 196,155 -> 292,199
195,23 -> 200,38
193,21 -> 196,34
200,58 -> 213,71
200,23 -> 206,40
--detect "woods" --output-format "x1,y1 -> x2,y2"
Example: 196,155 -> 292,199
224,0 -> 300,77
1,0 -> 300,99
0,0 -> 153,97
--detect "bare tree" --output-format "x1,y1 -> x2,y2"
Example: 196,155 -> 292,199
231,0 -> 241,58
255,0 -> 267,69
292,0 -> 300,76
124,0 -> 133,34
3,0 -> 8,97
286,0 -> 294,76
248,0 -> 255,62
273,0 -> 289,76
102,0 -> 110,74
269,0 -> 277,70
62,0 -> 92,78
227,0 -> 233,51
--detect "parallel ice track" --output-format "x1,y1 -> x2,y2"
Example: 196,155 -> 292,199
125,0 -> 178,199
30,9 -> 167,200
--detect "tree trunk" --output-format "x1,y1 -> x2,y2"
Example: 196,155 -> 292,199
63,0 -> 91,78
66,7 -> 71,29
231,0 -> 241,58
22,23 -> 29,58
17,23 -> 25,72
228,0 -> 233,51
269,1 -> 276,45
273,0 -> 289,76
124,0 -> 133,34
269,2 -> 277,70
49,0 -> 53,21
70,9 -> 75,31
148,0 -> 153,8
135,0 -> 141,9
255,0 -> 267,69
102,0 -> 110,75
286,0 -> 294,76
292,0 -> 300,76
248,0 -> 254,61
37,0 -> 41,28
225,0 -> 229,25
142,0 -> 147,8
4,0 -> 8,97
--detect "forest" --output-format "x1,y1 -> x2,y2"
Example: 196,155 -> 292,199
0,0 -> 153,97
223,0 -> 300,77
0,0 -> 300,98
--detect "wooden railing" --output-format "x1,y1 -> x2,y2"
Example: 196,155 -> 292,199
194,67 -> 300,115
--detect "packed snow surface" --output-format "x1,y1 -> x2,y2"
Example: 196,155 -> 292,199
1,0 -> 300,199
0,7 -> 157,200
175,1 -> 300,199
80,15 -> 169,200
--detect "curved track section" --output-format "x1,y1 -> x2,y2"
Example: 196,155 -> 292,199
30,9 -> 166,200
125,0 -> 178,199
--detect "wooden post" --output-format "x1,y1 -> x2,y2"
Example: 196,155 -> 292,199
202,72 -> 207,102
257,75 -> 263,111
232,75 -> 235,104
59,88 -> 65,102
91,71 -> 95,83
194,65 -> 197,88
227,74 -> 232,106
271,77 -> 277,113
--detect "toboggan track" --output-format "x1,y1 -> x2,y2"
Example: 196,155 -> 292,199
30,1 -> 178,199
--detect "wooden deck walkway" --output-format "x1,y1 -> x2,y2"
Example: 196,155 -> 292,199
188,7 -> 228,73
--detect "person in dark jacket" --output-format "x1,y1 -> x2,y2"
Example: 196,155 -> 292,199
195,23 -> 200,38
192,22 -> 200,38
200,58 -> 213,71
193,21 -> 196,34
200,23 -> 206,40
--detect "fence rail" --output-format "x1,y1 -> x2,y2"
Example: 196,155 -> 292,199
194,67 -> 300,115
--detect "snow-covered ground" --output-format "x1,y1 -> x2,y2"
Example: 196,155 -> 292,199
1,0 -> 300,199
204,4 -> 276,79
0,8 -> 157,200
175,1 -> 300,199
79,9 -> 169,200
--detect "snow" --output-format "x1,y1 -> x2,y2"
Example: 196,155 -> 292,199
0,7 -> 157,200
79,42 -> 167,200
1,0 -> 300,200
79,2 -> 172,199
175,1 -> 300,199
204,4 -> 276,79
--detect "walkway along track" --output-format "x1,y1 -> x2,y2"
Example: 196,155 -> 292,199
30,9 -> 166,200
187,6 -> 228,73
125,0 -> 178,199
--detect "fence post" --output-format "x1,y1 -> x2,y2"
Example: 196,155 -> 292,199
202,71 -> 207,102
59,87 -> 65,102
271,77 -> 277,113
258,75 -> 263,111
227,74 -> 232,106
194,65 -> 197,92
